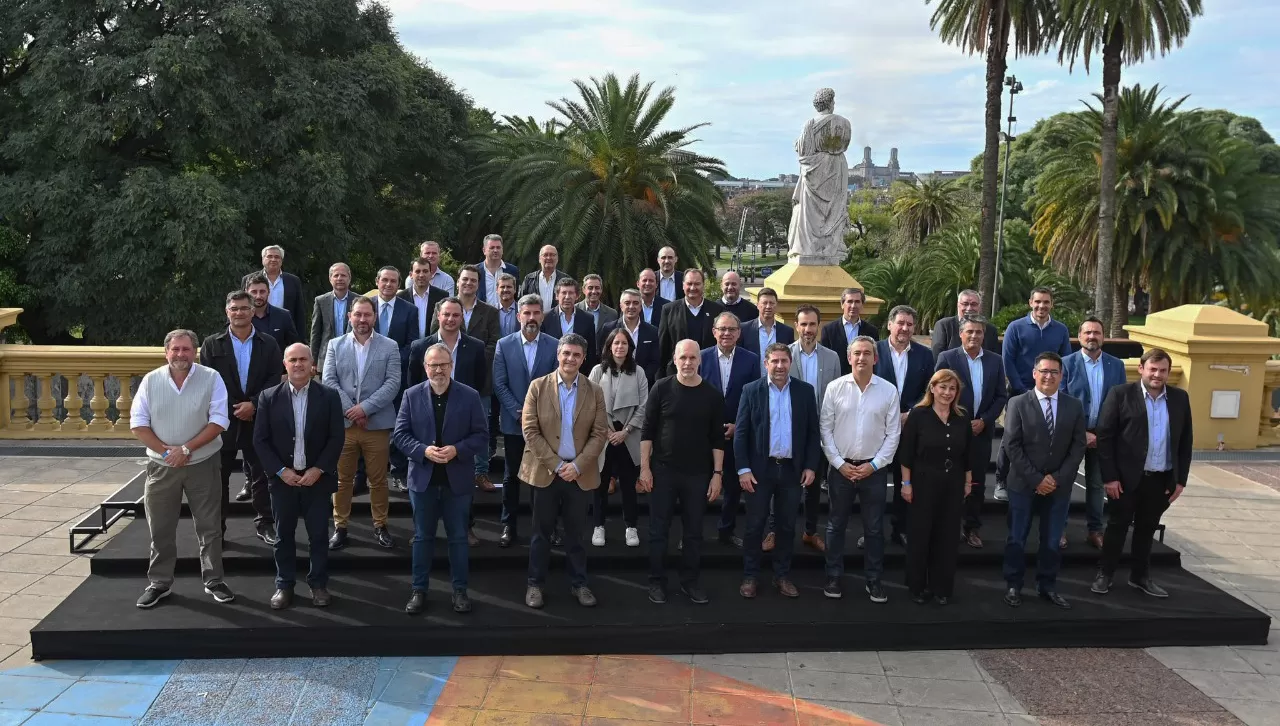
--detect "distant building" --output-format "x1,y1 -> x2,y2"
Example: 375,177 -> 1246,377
849,146 -> 917,189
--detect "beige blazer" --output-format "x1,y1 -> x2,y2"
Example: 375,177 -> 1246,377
587,364 -> 648,469
519,371 -> 610,490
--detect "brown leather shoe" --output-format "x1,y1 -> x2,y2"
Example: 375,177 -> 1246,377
802,533 -> 826,552
739,579 -> 758,599
774,579 -> 799,598
762,532 -> 776,552
311,587 -> 331,607
964,531 -> 984,549
1088,531 -> 1104,550
474,474 -> 497,492
270,588 -> 293,610
467,528 -> 480,546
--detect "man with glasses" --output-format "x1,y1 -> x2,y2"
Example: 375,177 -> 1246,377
700,312 -> 759,548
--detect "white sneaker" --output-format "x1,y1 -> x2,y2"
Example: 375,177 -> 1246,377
625,527 -> 640,547
592,526 -> 606,547
994,483 -> 1008,501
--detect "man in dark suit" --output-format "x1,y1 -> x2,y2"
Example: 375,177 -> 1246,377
700,312 -> 761,548
519,244 -> 569,311
637,268 -> 669,326
577,274 -> 619,334
243,272 -> 300,353
372,266 -> 417,375
260,245 -> 305,331
477,233 -> 519,306
310,262 -> 356,374
1092,348 -> 1193,599
657,268 -> 724,377
719,270 -> 759,323
393,343 -> 489,615
935,315 -> 1008,549
601,289 -> 660,387
740,288 -> 794,372
400,257 -> 449,341
254,343 -> 345,610
873,305 -> 934,547
1000,351 -> 1087,609
930,289 -> 1000,359
541,277 -> 598,372
199,291 -> 283,543
656,246 -> 684,301
438,265 -> 502,490
735,343 -> 821,599
821,287 -> 880,376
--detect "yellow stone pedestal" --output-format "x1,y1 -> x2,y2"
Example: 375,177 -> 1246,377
1126,305 -> 1280,450
745,261 -> 883,326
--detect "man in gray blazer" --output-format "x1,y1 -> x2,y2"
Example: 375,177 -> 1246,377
322,296 -> 403,551
577,274 -> 619,334
1000,351 -> 1086,610
309,262 -> 357,374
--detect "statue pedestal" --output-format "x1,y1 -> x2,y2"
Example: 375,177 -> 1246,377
745,261 -> 883,327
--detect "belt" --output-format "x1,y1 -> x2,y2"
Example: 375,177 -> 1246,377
846,459 -> 872,466
767,456 -> 792,465
1142,469 -> 1172,477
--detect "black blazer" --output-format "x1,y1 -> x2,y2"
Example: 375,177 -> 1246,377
519,269 -> 569,300
397,285 -> 448,340
820,318 -> 880,376
272,271 -> 306,331
198,329 -> 283,443
657,270 -> 684,300
252,380 -> 345,492
1097,382 -> 1193,491
657,298 -> 725,376
935,347 -> 1007,433
873,340 -> 934,412
644,295 -> 670,326
406,332 -> 489,395
929,315 -> 1001,360
599,319 -> 661,388
542,308 -> 598,371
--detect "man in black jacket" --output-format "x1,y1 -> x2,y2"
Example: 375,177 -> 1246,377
820,288 -> 879,376
929,289 -> 1001,359
199,290 -> 283,543
656,269 -> 724,377
259,245 -> 306,331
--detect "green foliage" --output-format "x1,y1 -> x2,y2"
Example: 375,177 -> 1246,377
721,189 -> 791,256
0,0 -> 470,344
890,177 -> 969,246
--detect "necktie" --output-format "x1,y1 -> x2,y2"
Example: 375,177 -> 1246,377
1043,397 -> 1055,439
380,302 -> 391,335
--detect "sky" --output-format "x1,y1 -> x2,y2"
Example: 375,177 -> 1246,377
386,0 -> 1279,179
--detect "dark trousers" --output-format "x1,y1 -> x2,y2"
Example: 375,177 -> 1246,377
594,443 -> 639,528
528,477 -> 589,587
1101,471 -> 1173,580
889,452 -> 909,538
649,464 -> 709,587
905,476 -> 964,597
500,433 -> 527,528
1003,487 -> 1071,592
715,446 -> 740,536
964,434 -> 993,533
489,394 -> 500,453
1082,446 -> 1105,533
767,468 -> 823,536
743,463 -> 804,580
269,478 -> 331,590
220,436 -> 270,529
410,485 -> 471,592
825,466 -> 888,582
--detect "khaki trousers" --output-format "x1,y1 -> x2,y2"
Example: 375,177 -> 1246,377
144,455 -> 224,589
334,426 -> 390,528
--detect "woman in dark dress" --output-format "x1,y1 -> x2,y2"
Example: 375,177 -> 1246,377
899,368 -> 972,605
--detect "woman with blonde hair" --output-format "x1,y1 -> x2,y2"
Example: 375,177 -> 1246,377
899,368 -> 973,605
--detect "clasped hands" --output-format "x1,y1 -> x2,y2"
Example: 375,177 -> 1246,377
279,467 -> 323,487
344,404 -> 369,428
424,445 -> 458,465
1034,474 -> 1057,496
837,462 -> 874,482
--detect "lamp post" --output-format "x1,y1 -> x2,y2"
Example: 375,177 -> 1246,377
990,74 -> 1023,317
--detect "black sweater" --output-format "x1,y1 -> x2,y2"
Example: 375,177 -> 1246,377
642,377 -> 725,477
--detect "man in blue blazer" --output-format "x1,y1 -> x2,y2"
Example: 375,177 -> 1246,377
701,312 -> 761,547
1061,316 -> 1127,548
873,305 -> 935,547
541,277 -> 598,372
393,344 -> 489,615
600,289 -> 661,387
371,265 -> 419,487
637,269 -> 668,326
476,233 -> 519,305
936,314 -> 1008,549
734,343 -> 821,599
493,293 -> 560,547
740,288 -> 794,374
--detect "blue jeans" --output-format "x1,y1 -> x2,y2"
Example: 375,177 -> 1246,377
474,398 -> 492,476
1003,486 -> 1071,592
409,485 -> 472,592
269,478 -> 332,590
744,465 -> 804,580
825,466 -> 888,582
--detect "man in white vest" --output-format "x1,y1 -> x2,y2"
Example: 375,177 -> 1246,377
130,329 -> 233,609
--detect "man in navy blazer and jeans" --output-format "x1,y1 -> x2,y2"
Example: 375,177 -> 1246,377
700,312 -> 761,547
393,344 -> 489,615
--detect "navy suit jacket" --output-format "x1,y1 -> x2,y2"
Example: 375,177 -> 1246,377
374,296 -> 417,373
873,340 -> 935,412
733,378 -> 822,479
392,381 -> 489,495
821,318 -> 880,376
406,333 -> 488,395
542,308 -> 598,370
700,346 -> 760,428
740,319 -> 795,362
935,347 -> 1008,432
475,261 -> 519,305
253,380 -> 345,493
643,295 -> 669,327
599,319 -> 660,388
271,271 -> 306,331
493,332 -> 560,435
1061,350 -> 1127,428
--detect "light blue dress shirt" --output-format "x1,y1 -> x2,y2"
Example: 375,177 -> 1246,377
768,380 -> 793,459
522,337 -> 539,374
229,328 -> 252,391
758,324 -> 777,374
1143,387 -> 1171,472
966,350 -> 985,419
332,294 -> 350,335
799,349 -> 819,401
642,301 -> 656,324
557,376 -> 578,464
659,275 -> 677,301
499,306 -> 518,337
267,274 -> 284,309
559,310 -> 576,336
1083,353 -> 1105,427
843,319 -> 858,344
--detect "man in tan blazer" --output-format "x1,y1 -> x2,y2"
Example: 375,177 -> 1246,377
520,332 -> 610,610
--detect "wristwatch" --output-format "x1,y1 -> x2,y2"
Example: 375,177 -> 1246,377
180,445 -> 191,456
712,470 -> 722,476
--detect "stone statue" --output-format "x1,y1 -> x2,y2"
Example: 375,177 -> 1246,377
786,88 -> 852,264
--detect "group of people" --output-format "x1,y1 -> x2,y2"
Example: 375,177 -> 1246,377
128,241 -> 1193,615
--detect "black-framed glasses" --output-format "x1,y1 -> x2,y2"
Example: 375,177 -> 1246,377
1034,369 -> 1061,377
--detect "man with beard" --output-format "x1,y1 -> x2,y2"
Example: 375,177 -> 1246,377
243,272 -> 299,352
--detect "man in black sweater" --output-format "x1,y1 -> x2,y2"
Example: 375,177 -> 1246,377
639,339 -> 725,606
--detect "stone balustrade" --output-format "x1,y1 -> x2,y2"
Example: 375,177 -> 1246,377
1259,359 -> 1280,447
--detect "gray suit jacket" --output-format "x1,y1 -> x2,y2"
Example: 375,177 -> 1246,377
576,301 -> 620,334
321,332 -> 403,430
1002,390 -> 1087,496
788,342 -> 841,410
310,291 -> 357,372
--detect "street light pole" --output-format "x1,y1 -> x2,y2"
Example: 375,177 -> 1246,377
991,74 -> 1023,317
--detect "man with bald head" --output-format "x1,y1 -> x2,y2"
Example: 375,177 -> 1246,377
253,343 -> 345,610
656,247 -> 684,301
720,270 -> 759,323
637,268 -> 669,325
520,245 -> 568,312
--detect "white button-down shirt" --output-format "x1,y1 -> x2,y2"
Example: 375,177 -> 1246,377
659,274 -> 678,301
621,320 -> 641,347
537,273 -> 557,312
353,336 -> 371,382
483,262 -> 505,302
266,272 -> 285,309
819,373 -> 901,472
888,343 -> 909,397
410,287 -> 434,338
642,299 -> 657,324
717,347 -> 734,394
289,381 -> 309,469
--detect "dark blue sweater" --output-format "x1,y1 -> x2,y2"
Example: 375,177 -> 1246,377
1001,315 -> 1073,395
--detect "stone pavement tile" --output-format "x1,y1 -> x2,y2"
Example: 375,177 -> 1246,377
0,537 -> 31,555
433,676 -> 491,709
799,700 -> 902,726
1232,532 -> 1280,547
0,572 -> 41,594
0,520 -> 57,538
595,655 -> 692,691
24,714 -> 136,725
17,575 -> 84,598
691,664 -> 793,695
470,712 -> 579,725
1216,698 -> 1280,726
1245,591 -> 1280,609
239,656 -> 312,680
33,493 -> 112,510
983,678 -> 1028,715
977,648 -> 1157,674
43,680 -> 162,719
480,679 -> 589,716
688,690 -> 792,725
214,677 -> 306,725
394,656 -> 461,676
788,651 -> 883,675
0,674 -> 73,709
1174,670 -> 1280,703
1220,574 -> 1280,593
879,651 -> 984,682
692,651 -> 789,668
0,491 -> 46,506
137,673 -> 235,726
791,670 -> 892,704
1148,646 -> 1260,673
0,710 -> 32,726
0,553 -> 74,575
897,708 -> 1035,725
83,658 -> 181,686
0,618 -> 38,647
888,676 -> 999,712
451,655 -> 503,677
291,670 -> 376,726
4,507 -> 84,524
375,669 -> 449,710
13,537 -> 74,557
1232,648 -> 1280,675
423,705 -> 478,725
1,660 -> 97,680
587,684 -> 691,723
498,655 -> 595,684
170,658 -> 246,677
0,593 -> 61,619
54,558 -> 91,578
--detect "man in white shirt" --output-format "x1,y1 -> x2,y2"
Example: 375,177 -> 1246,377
478,233 -> 518,305
656,247 -> 682,301
519,245 -> 567,312
416,240 -> 455,295
402,258 -> 447,339
637,268 -> 667,325
819,336 -> 900,604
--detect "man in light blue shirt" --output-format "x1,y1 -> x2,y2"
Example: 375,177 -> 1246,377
1062,316 -> 1127,546
557,376 -> 579,466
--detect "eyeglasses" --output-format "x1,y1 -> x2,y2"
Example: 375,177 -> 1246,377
426,362 -> 453,370
1034,369 -> 1061,377
714,327 -> 739,333
227,306 -> 253,313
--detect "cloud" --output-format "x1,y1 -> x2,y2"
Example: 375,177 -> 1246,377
389,0 -> 1279,178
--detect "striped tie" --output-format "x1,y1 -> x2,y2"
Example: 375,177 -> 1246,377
1044,397 -> 1055,439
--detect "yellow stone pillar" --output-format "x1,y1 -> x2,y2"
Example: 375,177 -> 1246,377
744,261 -> 882,327
1125,305 -> 1280,450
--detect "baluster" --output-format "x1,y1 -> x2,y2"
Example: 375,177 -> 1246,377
1260,381 -> 1280,447
31,374 -> 57,431
113,373 -> 134,433
86,374 -> 111,433
62,374 -> 84,434
9,373 -> 29,430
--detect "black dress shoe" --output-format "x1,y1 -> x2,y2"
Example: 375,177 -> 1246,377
1003,587 -> 1022,608
499,526 -> 515,548
911,591 -> 930,605
405,589 -> 426,614
550,530 -> 563,547
1091,572 -> 1113,595
328,528 -> 348,550
935,596 -> 950,606
1129,577 -> 1169,598
718,533 -> 743,549
891,531 -> 908,547
452,590 -> 472,613
1039,590 -> 1072,609
270,588 -> 293,610
234,486 -> 251,502
374,526 -> 394,549
256,522 -> 279,546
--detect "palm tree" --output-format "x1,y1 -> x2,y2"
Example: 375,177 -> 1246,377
1056,0 -> 1204,332
927,0 -> 1056,315
891,177 -> 967,245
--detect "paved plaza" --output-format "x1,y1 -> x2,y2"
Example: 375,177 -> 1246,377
0,455 -> 1274,725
